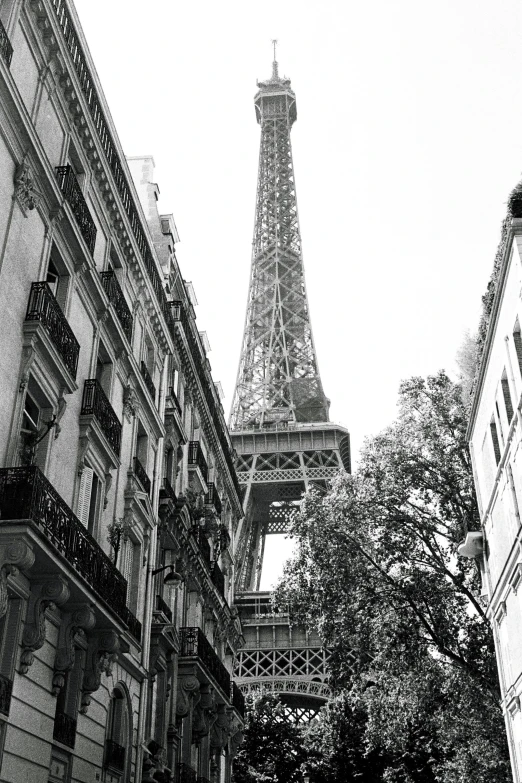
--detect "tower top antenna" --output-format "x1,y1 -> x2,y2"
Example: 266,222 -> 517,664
271,39 -> 279,79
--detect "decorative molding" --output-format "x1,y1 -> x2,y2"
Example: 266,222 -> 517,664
52,603 -> 96,695
20,576 -> 70,674
81,630 -> 121,714
0,540 -> 36,619
175,674 -> 200,719
209,703 -> 230,750
14,159 -> 43,215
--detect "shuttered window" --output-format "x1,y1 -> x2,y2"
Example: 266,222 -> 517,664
502,375 -> 514,423
77,468 -> 93,528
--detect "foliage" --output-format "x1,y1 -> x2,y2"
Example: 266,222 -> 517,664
274,371 -> 511,783
232,691 -> 308,783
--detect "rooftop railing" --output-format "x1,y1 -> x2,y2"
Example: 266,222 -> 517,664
81,379 -> 122,456
101,270 -> 133,343
179,627 -> 231,697
25,282 -> 80,378
50,0 -> 171,325
55,166 -> 97,254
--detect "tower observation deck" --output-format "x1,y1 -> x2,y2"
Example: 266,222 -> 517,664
230,51 -> 352,720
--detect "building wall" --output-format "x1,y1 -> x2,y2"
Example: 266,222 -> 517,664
469,222 -> 522,782
0,1 -> 244,782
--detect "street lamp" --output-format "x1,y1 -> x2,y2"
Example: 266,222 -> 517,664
152,563 -> 183,590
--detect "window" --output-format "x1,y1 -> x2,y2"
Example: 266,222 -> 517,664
514,320 -> 522,379
104,685 -> 132,779
95,342 -> 113,397
490,419 -> 501,465
19,391 -> 40,466
46,246 -> 70,313
18,379 -> 53,470
77,467 -> 101,534
502,373 -> 514,423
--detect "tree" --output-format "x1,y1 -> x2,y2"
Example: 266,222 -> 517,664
233,691 -> 308,783
275,372 -> 511,782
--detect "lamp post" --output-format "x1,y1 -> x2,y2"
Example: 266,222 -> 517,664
152,563 -> 183,590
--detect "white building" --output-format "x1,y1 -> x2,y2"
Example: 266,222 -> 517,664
467,208 -> 522,782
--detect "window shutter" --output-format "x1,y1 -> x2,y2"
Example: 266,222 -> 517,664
121,539 -> 134,586
77,468 -> 94,528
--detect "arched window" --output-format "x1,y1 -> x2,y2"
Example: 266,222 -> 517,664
104,684 -> 132,780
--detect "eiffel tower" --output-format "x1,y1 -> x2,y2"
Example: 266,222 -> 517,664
230,47 -> 352,722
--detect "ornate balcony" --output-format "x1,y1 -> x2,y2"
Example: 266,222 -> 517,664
133,456 -> 151,496
55,166 -> 97,254
160,476 -> 177,504
171,302 -> 240,500
53,711 -> 77,749
120,605 -> 142,644
140,361 -> 156,402
81,379 -> 122,456
105,739 -> 125,772
154,593 -> 173,624
231,681 -> 245,718
210,561 -> 225,599
205,482 -> 222,517
178,763 -> 197,783
192,527 -> 211,569
101,271 -> 133,343
188,441 -> 208,484
0,674 -> 13,717
25,282 -> 80,379
0,466 -> 131,625
0,19 -> 13,68
179,627 -> 231,698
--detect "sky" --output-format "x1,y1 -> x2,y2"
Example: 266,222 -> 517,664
74,0 -> 522,586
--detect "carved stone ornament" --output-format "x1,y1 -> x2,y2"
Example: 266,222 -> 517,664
210,703 -> 230,751
14,159 -> 43,214
52,603 -> 96,695
175,674 -> 200,719
230,728 -> 245,760
0,540 -> 36,619
20,576 -> 70,674
192,683 -> 215,742
81,630 -> 120,714
123,384 -> 138,421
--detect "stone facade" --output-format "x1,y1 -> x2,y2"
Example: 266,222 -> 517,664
0,2 -> 244,782
467,218 -> 522,782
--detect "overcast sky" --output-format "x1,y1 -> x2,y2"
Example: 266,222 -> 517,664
74,0 -> 522,586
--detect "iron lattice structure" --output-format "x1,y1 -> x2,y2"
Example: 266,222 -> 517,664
230,54 -> 353,722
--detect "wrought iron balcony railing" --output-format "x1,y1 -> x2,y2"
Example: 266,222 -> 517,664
0,466 -> 130,623
81,379 -> 122,456
159,476 -> 177,504
167,386 -> 183,417
205,482 -> 222,517
25,282 -> 80,379
0,18 -> 13,68
170,302 -> 240,499
178,763 -> 197,783
105,739 -> 125,771
101,271 -> 133,342
191,527 -> 211,568
155,593 -> 173,623
231,681 -> 245,718
120,604 -> 142,644
133,456 -> 151,496
55,166 -> 97,254
188,441 -> 208,484
179,627 -> 231,697
140,361 -> 156,401
50,0 -> 172,327
0,674 -> 13,717
53,711 -> 77,749
210,561 -> 225,599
